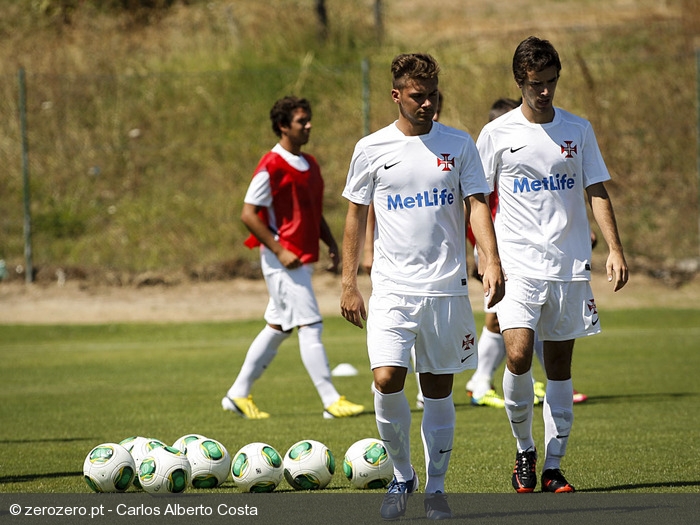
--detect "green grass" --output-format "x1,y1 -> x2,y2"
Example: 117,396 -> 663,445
1,309 -> 698,494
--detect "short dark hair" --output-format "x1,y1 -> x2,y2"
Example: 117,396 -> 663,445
391,53 -> 440,89
269,96 -> 312,137
512,36 -> 561,87
489,97 -> 520,121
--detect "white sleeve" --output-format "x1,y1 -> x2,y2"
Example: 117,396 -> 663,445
460,139 -> 490,198
582,123 -> 611,188
243,170 -> 272,207
342,144 -> 374,205
475,127 -> 498,193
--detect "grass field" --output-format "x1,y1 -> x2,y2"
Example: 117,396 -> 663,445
0,308 -> 698,494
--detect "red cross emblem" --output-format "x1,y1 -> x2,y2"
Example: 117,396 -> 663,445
462,333 -> 475,350
437,153 -> 455,171
587,299 -> 598,315
561,141 -> 577,158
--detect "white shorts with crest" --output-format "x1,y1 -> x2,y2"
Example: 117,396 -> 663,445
496,275 -> 601,341
367,292 -> 478,374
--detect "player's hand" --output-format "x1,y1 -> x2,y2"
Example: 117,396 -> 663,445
606,251 -> 629,292
482,263 -> 506,309
326,246 -> 340,274
278,249 -> 302,270
340,287 -> 367,329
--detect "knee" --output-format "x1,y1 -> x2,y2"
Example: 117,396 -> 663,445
373,367 -> 407,394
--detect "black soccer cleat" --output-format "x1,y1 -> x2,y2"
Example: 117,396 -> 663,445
512,448 -> 538,493
541,468 -> 575,493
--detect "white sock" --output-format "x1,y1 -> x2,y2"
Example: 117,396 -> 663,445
228,325 -> 289,398
374,386 -> 413,482
421,394 -> 455,493
503,368 -> 536,452
298,323 -> 339,408
543,379 -> 574,471
467,328 -> 505,398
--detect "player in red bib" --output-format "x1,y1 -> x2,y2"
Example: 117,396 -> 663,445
222,96 -> 364,420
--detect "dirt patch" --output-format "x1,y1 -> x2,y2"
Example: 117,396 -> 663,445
1,264 -> 698,325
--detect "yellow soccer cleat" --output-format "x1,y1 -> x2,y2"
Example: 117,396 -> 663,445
221,395 -> 270,419
323,396 -> 364,419
470,389 -> 506,408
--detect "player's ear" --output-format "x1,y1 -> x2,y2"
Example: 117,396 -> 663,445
391,88 -> 401,104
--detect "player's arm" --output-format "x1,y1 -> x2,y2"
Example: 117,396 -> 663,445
467,193 -> 505,308
241,202 -> 301,269
586,182 -> 629,291
319,215 -> 339,273
340,201 -> 369,328
361,203 -> 376,275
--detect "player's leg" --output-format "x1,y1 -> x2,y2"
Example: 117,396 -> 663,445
225,321 -> 289,398
268,265 -> 361,418
413,295 -> 473,520
498,276 -> 543,493
222,290 -> 290,419
502,325 -> 538,493
541,339 -> 575,492
419,373 -> 454,495
369,294 -> 419,520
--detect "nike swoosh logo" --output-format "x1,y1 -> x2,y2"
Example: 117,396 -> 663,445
384,161 -> 401,170
592,318 -> 599,326
511,418 -> 527,424
510,146 -> 527,153
439,448 -> 452,454
461,353 -> 474,363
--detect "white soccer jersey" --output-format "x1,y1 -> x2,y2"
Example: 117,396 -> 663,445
343,121 -> 489,295
476,106 -> 610,281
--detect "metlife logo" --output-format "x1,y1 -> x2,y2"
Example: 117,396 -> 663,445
385,187 -> 456,211
513,173 -> 576,194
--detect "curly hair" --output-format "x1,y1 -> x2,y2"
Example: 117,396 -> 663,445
269,96 -> 312,137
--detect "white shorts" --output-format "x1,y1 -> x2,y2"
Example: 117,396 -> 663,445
261,263 -> 322,331
366,293 -> 478,374
496,275 -> 601,341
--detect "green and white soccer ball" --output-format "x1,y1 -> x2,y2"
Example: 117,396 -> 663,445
231,442 -> 284,493
185,437 -> 232,489
172,433 -> 208,453
83,443 -> 136,493
138,445 -> 191,494
343,438 -> 394,489
283,439 -> 335,490
120,436 -> 166,489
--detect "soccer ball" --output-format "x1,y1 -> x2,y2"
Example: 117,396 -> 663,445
343,438 -> 394,489
231,442 -> 284,493
138,445 -> 191,494
283,439 -> 335,490
121,436 -> 166,489
185,437 -> 232,489
83,443 -> 136,493
172,433 -> 208,453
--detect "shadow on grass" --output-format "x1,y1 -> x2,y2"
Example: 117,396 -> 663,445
578,480 -> 700,492
0,437 -> 96,444
583,392 -> 700,404
0,471 -> 82,484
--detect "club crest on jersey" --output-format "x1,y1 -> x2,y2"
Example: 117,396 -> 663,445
462,333 -> 475,350
561,141 -> 578,158
437,153 -> 455,171
587,298 -> 598,315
